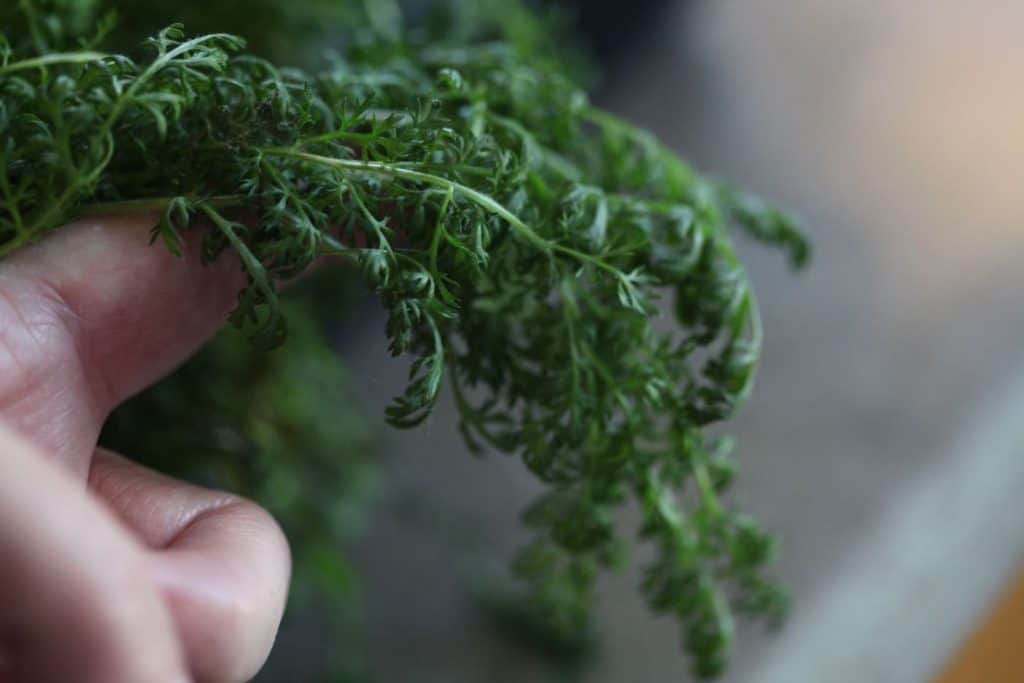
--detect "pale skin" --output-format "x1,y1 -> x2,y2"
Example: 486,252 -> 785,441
0,215 -> 292,682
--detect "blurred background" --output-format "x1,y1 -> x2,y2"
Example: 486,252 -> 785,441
259,0 -> 1024,681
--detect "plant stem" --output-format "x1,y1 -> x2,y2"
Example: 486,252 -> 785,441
259,147 -> 552,251
0,51 -> 108,75
258,147 -> 631,280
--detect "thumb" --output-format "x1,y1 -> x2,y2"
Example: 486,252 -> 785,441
0,214 -> 245,472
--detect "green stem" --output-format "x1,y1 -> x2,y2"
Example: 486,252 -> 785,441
196,202 -> 280,313
571,332 -> 630,413
104,34 -> 235,128
23,132 -> 113,243
346,185 -> 392,250
692,459 -> 724,518
317,233 -> 361,258
428,186 -> 455,303
560,279 -> 582,422
259,147 -> 552,251
258,148 -> 635,283
730,288 -> 763,402
0,51 -> 108,76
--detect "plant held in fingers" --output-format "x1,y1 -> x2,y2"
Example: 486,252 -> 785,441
0,0 -> 808,677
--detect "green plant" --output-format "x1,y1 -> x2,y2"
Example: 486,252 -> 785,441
0,0 -> 808,678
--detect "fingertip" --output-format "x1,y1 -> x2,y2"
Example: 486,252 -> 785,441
151,500 -> 291,682
91,451 -> 292,681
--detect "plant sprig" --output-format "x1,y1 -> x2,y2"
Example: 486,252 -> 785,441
0,1 -> 808,677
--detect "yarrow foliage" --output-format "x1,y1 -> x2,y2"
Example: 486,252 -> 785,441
0,0 -> 808,677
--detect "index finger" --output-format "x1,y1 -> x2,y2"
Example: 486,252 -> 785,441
89,449 -> 291,683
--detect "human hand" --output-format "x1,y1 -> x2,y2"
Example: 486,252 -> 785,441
0,215 -> 291,682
